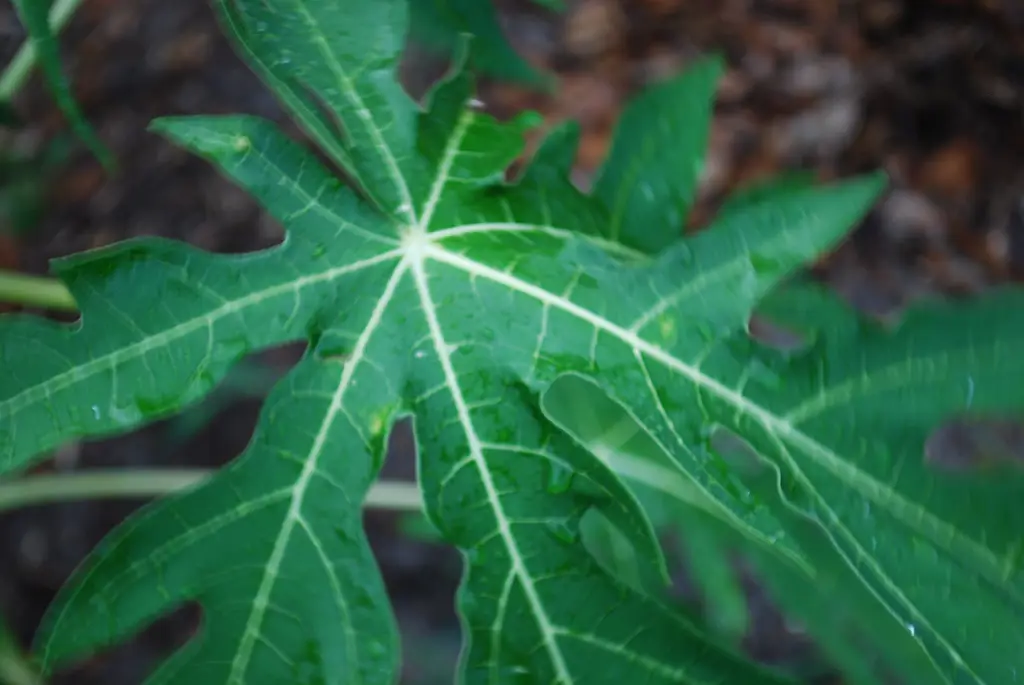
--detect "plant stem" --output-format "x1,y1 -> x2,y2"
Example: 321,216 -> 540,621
0,469 -> 424,514
0,651 -> 43,685
0,616 -> 42,685
0,270 -> 76,311
0,0 -> 84,101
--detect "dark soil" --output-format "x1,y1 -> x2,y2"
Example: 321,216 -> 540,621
1,0 -> 1022,683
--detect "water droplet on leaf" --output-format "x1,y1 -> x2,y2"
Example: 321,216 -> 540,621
699,422 -> 718,442
495,665 -> 533,685
215,336 -> 250,364
657,315 -> 676,343
544,461 -> 575,494
546,519 -> 579,545
749,252 -> 782,277
672,242 -> 693,266
1001,539 -> 1024,581
745,358 -> 781,389
366,640 -> 387,658
695,322 -> 715,342
316,335 -> 350,360
465,546 -> 486,567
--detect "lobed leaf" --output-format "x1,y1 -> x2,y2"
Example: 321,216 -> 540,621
27,105 -> 796,685
743,279 -> 1024,684
1,1 -> 1021,684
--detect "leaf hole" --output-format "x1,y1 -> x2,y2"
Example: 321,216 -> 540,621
747,315 -> 809,353
293,80 -> 351,150
707,427 -> 768,478
924,415 -> 1024,472
40,603 -> 202,682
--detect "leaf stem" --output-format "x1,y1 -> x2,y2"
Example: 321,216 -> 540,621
0,469 -> 424,514
0,615 -> 42,685
0,270 -> 76,311
0,651 -> 43,685
0,0 -> 84,101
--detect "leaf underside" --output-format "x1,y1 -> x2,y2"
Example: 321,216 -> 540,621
0,1 -> 1022,685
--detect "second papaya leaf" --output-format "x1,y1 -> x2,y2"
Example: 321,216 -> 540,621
407,0 -> 559,89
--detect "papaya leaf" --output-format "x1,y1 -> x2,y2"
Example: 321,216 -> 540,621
19,99 -> 800,682
706,422 -> 938,685
1,1 -> 1021,684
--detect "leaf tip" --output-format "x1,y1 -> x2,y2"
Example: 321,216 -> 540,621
148,116 -> 258,158
147,116 -> 184,142
512,108 -> 545,133
861,167 -> 891,194
700,51 -> 728,76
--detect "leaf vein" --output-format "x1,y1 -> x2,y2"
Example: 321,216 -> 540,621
423,244 -> 1010,590
411,255 -> 574,684
227,258 -> 407,683
0,249 -> 403,445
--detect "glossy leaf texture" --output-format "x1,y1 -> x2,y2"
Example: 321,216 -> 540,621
0,1 -> 1020,685
542,374 -> 939,685
1,1 -> 787,683
738,278 -> 1024,685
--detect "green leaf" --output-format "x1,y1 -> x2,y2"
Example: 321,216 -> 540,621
717,171 -> 819,219
2,1 -> 1021,684
8,0 -> 112,169
0,16 -> 790,680
745,279 -> 1024,684
707,424 -> 938,685
164,356 -> 280,443
591,55 -> 724,254
542,373 -> 755,638
25,108 -> 798,684
542,373 -> 960,685
212,0 -> 354,176
397,509 -> 445,543
0,613 -> 41,685
408,0 -> 556,88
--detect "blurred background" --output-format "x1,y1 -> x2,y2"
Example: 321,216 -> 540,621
1,0 -> 1023,682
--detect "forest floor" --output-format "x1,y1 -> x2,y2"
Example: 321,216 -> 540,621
1,0 -> 1023,683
